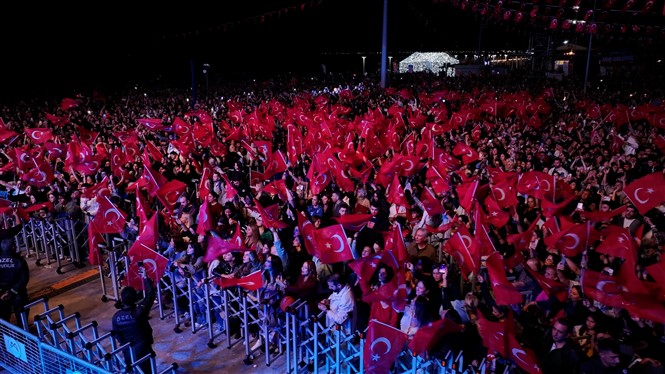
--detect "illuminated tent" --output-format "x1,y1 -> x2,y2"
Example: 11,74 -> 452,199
399,52 -> 459,74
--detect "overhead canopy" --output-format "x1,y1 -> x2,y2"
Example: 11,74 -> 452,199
399,52 -> 459,74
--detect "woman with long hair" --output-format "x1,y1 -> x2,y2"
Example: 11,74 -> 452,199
360,263 -> 399,327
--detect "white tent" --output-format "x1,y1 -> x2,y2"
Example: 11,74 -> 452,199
399,52 -> 459,74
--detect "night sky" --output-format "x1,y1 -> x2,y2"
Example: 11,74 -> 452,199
1,0 -> 661,100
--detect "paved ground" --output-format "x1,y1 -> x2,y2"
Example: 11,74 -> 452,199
17,253 -> 291,374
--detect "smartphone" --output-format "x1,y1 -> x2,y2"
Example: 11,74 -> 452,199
576,202 -> 584,211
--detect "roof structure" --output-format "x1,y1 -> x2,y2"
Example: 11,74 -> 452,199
398,52 -> 460,73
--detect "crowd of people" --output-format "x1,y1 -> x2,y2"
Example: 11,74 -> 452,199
1,70 -> 665,373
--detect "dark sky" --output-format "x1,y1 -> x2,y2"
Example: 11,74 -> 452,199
6,0 -> 618,100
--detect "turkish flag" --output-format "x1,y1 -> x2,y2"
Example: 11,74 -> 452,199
21,160 -> 54,188
214,270 -> 264,291
364,320 -> 408,374
408,317 -> 462,356
486,252 -> 523,305
262,179 -> 288,200
525,265 -> 568,303
540,194 -> 576,218
596,225 -> 637,260
455,180 -> 479,212
137,118 -> 165,131
624,172 -> 665,214
579,205 -> 627,223
387,174 -> 409,208
507,220 -> 539,253
45,113 -> 70,127
483,196 -> 510,228
426,165 -> 450,195
25,128 -> 53,144
581,269 -> 624,308
387,222 -> 408,264
196,201 -> 213,235
452,141 -> 479,165
419,187 -> 444,216
204,232 -> 251,263
263,150 -> 287,180
544,222 -> 600,257
82,176 -> 110,199
126,242 -> 168,291
91,196 -> 127,234
334,213 -> 372,231
141,161 -> 167,197
60,97 -> 79,111
445,231 -> 480,279
156,180 -> 188,213
490,181 -> 519,208
145,141 -> 164,163
135,185 -> 150,231
172,117 -> 192,137
87,224 -> 105,266
310,224 -> 353,264
477,312 -> 543,373
0,128 -> 18,144
253,199 -> 288,229
77,126 -> 99,145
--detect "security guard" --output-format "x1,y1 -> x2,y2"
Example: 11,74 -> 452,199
112,266 -> 157,373
0,239 -> 29,328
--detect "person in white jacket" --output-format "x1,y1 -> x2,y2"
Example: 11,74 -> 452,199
318,273 -> 355,334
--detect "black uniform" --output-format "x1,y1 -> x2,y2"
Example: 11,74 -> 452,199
112,277 -> 157,372
0,239 -> 29,327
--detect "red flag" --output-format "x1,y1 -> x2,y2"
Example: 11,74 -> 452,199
581,269 -> 624,309
445,230 -> 480,278
452,141 -> 479,165
483,196 -> 510,228
253,199 -> 288,229
135,185 -> 150,230
419,187 -> 444,216
126,243 -> 168,291
595,225 -> 637,260
309,224 -> 353,264
91,196 -> 127,234
544,222 -> 600,257
82,176 -> 110,199
136,118 -> 165,131
623,172 -> 665,214
477,313 -> 543,373
364,320 -> 408,374
196,201 -> 213,235
214,270 -> 264,291
156,180 -> 188,213
262,179 -> 288,200
507,219 -> 539,253
145,140 -> 164,163
334,213 -> 372,231
387,174 -> 409,208
455,180 -> 479,212
408,318 -> 462,356
579,206 -> 627,223
486,252 -> 523,305
204,231 -> 251,263
24,128 -> 53,144
263,150 -> 287,180
141,161 -> 167,197
60,98 -> 79,111
45,113 -> 70,127
87,224 -> 104,266
387,222 -> 408,264
525,266 -> 568,303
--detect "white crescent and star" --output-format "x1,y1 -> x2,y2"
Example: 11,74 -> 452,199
562,233 -> 580,250
633,188 -> 652,205
331,234 -> 346,253
31,130 -> 44,141
494,187 -> 506,201
104,208 -> 122,226
369,337 -> 392,361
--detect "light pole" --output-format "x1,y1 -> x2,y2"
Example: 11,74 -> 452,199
362,56 -> 367,76
202,63 -> 210,96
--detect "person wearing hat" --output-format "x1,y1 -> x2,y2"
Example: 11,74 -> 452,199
112,266 -> 157,372
0,239 -> 29,328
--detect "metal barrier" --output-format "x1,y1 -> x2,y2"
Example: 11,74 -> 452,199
13,216 -> 86,274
